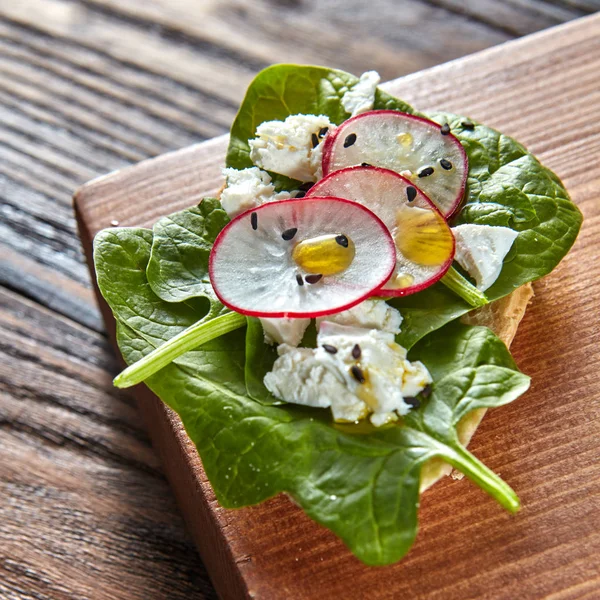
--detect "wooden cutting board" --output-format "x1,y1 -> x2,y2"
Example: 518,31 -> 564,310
74,15 -> 600,600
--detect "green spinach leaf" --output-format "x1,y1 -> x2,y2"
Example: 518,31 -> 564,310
244,316 -> 281,405
147,198 -> 229,303
94,230 -> 529,565
94,228 -> 212,350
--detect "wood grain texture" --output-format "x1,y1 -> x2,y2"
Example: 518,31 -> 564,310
0,287 -> 218,600
1,0 -> 594,320
74,14 -> 600,600
1,1 -> 597,598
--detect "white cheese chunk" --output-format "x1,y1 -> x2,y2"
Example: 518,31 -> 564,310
316,299 -> 402,334
249,114 -> 333,182
370,412 -> 399,427
309,140 -> 326,182
263,344 -> 367,422
452,224 -> 519,291
260,317 -> 310,347
341,71 -> 381,117
220,167 -> 290,218
264,322 -> 431,425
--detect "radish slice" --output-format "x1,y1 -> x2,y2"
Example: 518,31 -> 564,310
322,110 -> 467,217
209,197 -> 396,318
308,167 -> 455,296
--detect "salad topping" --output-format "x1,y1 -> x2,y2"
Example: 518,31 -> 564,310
95,64 -> 582,566
220,166 -> 290,218
264,322 -> 432,425
341,70 -> 380,116
452,224 -> 519,291
315,298 -> 402,335
249,114 -> 333,182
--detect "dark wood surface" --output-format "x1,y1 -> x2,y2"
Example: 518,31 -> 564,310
75,13 -> 600,600
2,1 -> 599,598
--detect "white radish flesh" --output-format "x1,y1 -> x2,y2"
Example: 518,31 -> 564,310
322,110 -> 467,217
308,166 -> 455,296
209,197 -> 396,317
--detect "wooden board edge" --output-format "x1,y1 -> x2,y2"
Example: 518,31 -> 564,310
73,193 -> 251,600
70,18 -> 600,592
73,136 -> 228,204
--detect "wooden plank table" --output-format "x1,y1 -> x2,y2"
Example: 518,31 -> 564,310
1,1 -> 599,598
74,14 -> 600,600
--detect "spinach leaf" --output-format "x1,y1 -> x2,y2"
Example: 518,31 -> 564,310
100,209 -> 250,390
244,316 -> 281,405
93,228 -> 212,350
146,198 -> 229,303
94,228 -> 249,410
411,319 -> 518,380
94,229 -> 529,565
226,64 -> 413,178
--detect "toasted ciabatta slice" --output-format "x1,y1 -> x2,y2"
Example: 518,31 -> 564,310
420,283 -> 534,491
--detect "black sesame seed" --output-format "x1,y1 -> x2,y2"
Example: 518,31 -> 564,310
418,166 -> 435,178
344,133 -> 357,148
440,158 -> 453,171
296,274 -> 304,286
282,227 -> 298,241
298,181 -> 315,192
404,397 -> 421,409
305,274 -> 323,284
250,212 -> 258,230
322,344 -> 338,354
311,133 -> 319,148
295,191 -> 306,198
406,186 -> 417,202
440,123 -> 451,135
461,120 -> 475,130
351,344 -> 361,359
350,365 -> 366,384
335,234 -> 349,248
361,162 -> 372,167
319,127 -> 329,138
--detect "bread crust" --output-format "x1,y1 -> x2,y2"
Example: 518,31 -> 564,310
419,283 -> 534,491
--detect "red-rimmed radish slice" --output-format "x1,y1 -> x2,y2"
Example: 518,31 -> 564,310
322,110 -> 467,218
308,167 -> 455,296
208,197 -> 396,318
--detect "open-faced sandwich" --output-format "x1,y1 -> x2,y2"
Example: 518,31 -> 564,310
93,65 -> 582,565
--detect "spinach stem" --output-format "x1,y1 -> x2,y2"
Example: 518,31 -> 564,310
441,267 -> 489,308
114,311 -> 246,388
446,444 -> 520,513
